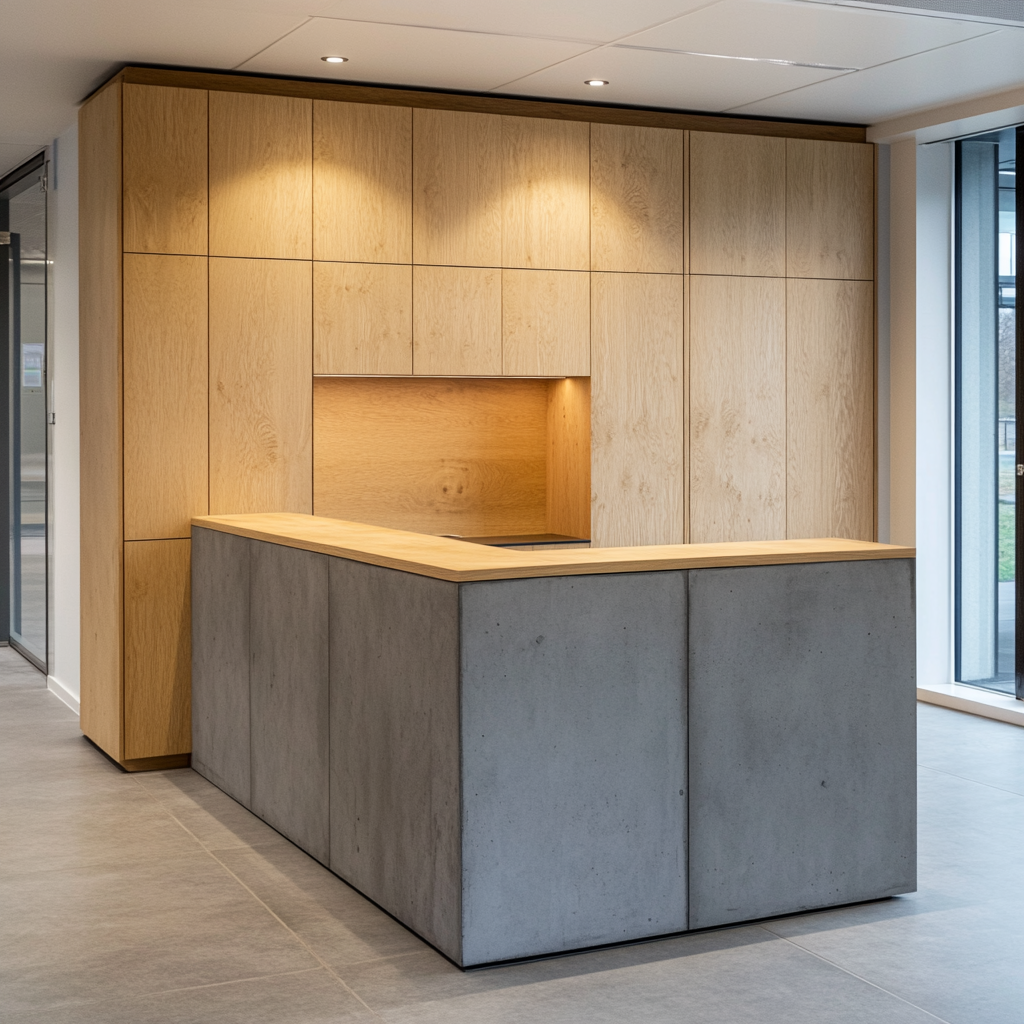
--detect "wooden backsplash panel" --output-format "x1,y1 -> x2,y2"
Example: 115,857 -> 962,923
314,377 -> 553,536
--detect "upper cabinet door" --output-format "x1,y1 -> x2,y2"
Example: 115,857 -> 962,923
413,109 -> 501,267
689,132 -> 785,277
314,101 -> 412,264
209,93 -> 312,260
787,140 -> 874,280
502,116 -> 589,271
591,124 -> 684,274
123,85 -> 208,255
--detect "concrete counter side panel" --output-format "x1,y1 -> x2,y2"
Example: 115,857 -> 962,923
250,541 -> 331,865
687,559 -> 917,930
191,527 -> 252,806
329,558 -> 462,963
459,571 -> 688,966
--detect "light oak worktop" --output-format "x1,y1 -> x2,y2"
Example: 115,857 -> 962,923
192,513 -> 915,583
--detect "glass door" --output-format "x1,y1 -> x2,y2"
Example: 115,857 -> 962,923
1,158 -> 48,671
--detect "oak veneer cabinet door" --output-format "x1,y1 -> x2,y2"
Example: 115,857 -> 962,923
209,92 -> 312,260
591,273 -> 685,547
591,124 -> 684,275
123,254 -> 209,540
502,269 -> 589,377
689,132 -> 785,277
787,139 -> 874,280
413,266 -> 501,376
689,275 -> 786,544
314,261 -> 412,375
313,101 -> 412,263
502,116 -> 589,271
122,84 -> 208,255
209,258 -> 313,513
79,79 -> 124,759
787,279 -> 874,541
124,539 -> 192,759
413,108 -> 501,267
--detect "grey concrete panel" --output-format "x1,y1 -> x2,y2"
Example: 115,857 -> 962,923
250,541 -> 330,864
329,559 -> 462,962
687,559 -> 917,930
190,527 -> 251,807
459,571 -> 688,966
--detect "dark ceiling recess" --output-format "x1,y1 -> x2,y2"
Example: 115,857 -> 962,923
820,0 -> 1024,25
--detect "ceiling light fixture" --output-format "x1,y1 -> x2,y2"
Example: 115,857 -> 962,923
584,79 -> 609,86
614,43 -> 858,72
321,55 -> 348,63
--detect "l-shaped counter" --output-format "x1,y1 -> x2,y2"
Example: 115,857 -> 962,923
190,513 -> 917,967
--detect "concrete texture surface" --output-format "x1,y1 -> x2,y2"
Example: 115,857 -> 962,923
459,571 -> 688,965
687,559 -> 917,929
191,527 -> 252,806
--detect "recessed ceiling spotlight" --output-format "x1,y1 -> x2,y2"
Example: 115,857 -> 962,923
321,56 -> 348,64
584,79 -> 609,87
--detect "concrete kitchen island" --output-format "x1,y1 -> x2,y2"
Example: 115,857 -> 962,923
191,513 -> 917,968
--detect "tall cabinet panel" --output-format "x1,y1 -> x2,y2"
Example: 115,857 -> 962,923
313,101 -> 412,264
591,273 -> 686,547
209,258 -> 313,514
123,254 -> 209,541
591,124 -> 684,274
689,276 -> 786,544
786,279 -> 874,541
209,92 -> 312,260
122,84 -> 208,255
689,132 -> 785,277
413,109 -> 501,267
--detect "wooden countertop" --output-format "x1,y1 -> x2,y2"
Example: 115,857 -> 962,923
192,514 -> 915,583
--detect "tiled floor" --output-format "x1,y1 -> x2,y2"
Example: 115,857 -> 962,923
2,647 -> 1022,1024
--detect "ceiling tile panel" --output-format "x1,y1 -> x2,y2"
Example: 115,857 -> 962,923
623,0 -> 994,68
730,28 -> 1024,122
494,43 -> 843,112
238,17 -> 595,91
311,0 -> 724,44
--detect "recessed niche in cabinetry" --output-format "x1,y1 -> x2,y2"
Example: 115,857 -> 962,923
313,376 -> 590,540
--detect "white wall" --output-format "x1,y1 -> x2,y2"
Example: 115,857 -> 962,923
47,123 -> 80,711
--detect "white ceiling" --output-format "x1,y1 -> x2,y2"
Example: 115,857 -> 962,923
4,0 -> 1024,179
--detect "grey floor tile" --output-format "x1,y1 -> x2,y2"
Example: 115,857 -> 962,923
216,843 -> 428,968
340,928 -> 943,1024
6,968 -> 378,1024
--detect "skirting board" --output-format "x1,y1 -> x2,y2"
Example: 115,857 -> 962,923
47,675 -> 81,715
918,681 -> 1024,728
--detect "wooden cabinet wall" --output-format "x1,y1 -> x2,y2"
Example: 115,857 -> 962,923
80,70 -> 875,768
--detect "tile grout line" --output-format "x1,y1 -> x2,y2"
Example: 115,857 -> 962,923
129,775 -> 388,1022
126,967 -> 324,1001
759,925 -> 956,1024
917,761 -> 1024,800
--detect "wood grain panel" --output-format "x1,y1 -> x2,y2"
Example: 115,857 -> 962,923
413,108 -> 501,266
787,279 -> 874,541
591,124 -> 684,274
313,100 -> 412,263
314,377 -> 549,536
314,262 -> 412,375
121,67 -> 869,143
502,269 -> 589,377
123,254 -> 208,540
209,258 -> 313,514
787,139 -> 874,280
209,91 -> 312,259
413,266 -> 501,375
591,273 -> 685,547
547,377 -> 591,539
78,79 -> 123,760
123,84 -> 208,255
689,131 -> 785,277
689,275 -> 786,544
502,116 -> 589,270
124,540 -> 192,759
